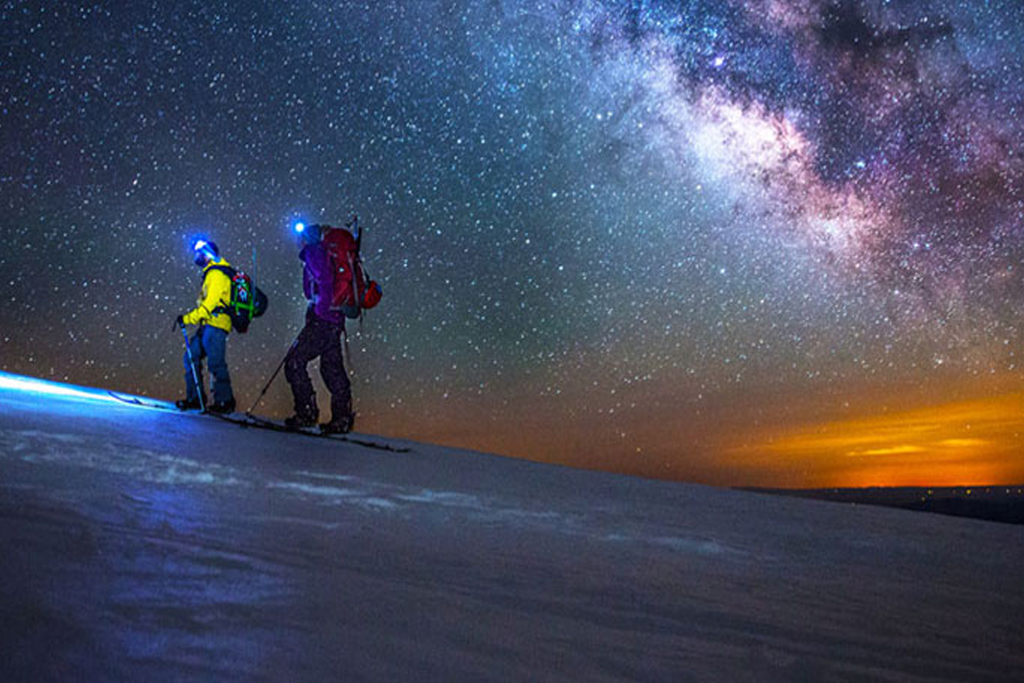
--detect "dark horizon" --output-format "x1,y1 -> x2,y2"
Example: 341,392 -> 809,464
744,484 -> 1024,526
746,484 -> 1024,492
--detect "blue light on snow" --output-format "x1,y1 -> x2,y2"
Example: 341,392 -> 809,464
0,371 -> 121,404
0,371 -> 174,410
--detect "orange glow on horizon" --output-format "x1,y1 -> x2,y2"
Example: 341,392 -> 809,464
723,391 -> 1024,488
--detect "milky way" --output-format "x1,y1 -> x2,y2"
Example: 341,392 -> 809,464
2,1 -> 1023,485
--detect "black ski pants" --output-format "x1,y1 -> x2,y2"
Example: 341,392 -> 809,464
284,311 -> 352,423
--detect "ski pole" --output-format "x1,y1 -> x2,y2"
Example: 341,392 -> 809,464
181,325 -> 205,412
245,335 -> 299,415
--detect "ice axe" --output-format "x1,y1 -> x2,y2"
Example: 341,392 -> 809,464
345,213 -> 359,241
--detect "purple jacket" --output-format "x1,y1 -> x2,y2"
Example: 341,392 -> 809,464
300,242 -> 343,325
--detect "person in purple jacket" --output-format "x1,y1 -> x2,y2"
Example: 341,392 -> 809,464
284,223 -> 355,433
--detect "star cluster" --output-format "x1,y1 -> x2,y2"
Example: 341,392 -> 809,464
2,0 -> 1023,485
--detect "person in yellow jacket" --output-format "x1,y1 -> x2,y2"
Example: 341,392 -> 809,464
173,239 -> 236,413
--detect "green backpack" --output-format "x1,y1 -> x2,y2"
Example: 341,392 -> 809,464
209,265 -> 268,333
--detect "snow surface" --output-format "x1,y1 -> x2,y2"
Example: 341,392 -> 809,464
0,373 -> 1022,682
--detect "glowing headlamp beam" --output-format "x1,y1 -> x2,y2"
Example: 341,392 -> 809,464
0,371 -> 122,405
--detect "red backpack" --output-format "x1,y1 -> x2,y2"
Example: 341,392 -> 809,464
321,225 -> 382,319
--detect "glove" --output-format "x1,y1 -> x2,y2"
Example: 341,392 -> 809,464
173,315 -> 185,331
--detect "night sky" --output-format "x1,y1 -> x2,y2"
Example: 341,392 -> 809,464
3,0 -> 1024,487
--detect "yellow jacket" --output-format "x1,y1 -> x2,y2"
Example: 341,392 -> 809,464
183,258 -> 233,333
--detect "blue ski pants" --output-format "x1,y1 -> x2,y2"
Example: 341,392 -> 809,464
183,325 -> 234,404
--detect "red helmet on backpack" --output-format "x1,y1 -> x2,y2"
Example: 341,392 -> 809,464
363,280 -> 382,309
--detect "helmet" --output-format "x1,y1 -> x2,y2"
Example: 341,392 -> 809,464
193,239 -> 219,266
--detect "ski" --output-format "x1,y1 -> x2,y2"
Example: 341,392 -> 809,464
206,411 -> 411,453
108,391 -> 409,453
107,391 -> 175,410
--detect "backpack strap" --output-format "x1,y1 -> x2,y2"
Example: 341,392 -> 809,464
206,265 -> 236,315
207,264 -> 236,279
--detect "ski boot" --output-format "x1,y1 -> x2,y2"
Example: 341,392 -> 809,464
175,396 -> 206,411
320,413 -> 355,435
285,414 -> 318,430
207,399 -> 236,415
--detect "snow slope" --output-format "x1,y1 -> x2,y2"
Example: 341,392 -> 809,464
0,372 -> 1021,682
